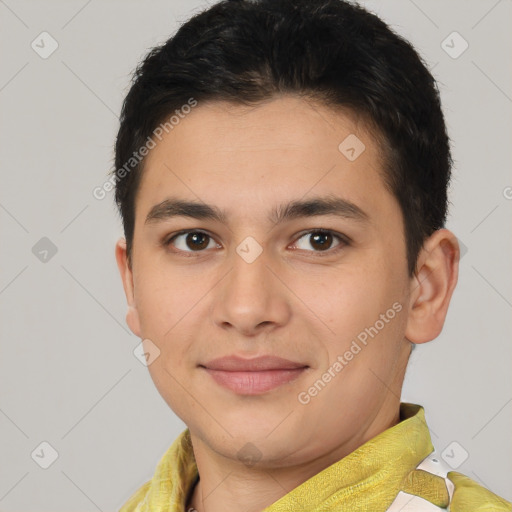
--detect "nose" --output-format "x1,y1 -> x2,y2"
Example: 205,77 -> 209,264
211,242 -> 291,337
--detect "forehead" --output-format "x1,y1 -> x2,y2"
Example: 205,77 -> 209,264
135,96 -> 396,226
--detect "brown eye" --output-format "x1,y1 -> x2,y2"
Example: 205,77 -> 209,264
293,229 -> 347,254
167,231 -> 217,252
309,231 -> 334,251
185,232 -> 210,250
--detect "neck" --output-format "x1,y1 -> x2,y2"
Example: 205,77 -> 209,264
187,398 -> 401,512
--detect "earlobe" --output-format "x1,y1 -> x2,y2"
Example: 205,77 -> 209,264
405,229 -> 459,345
115,238 -> 142,337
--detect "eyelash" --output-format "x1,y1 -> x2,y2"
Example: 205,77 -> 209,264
162,229 -> 350,258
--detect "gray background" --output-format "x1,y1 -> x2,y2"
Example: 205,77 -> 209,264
0,0 -> 511,510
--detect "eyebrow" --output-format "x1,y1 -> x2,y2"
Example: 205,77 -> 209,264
144,195 -> 369,226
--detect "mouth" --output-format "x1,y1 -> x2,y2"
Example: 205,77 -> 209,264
199,355 -> 309,395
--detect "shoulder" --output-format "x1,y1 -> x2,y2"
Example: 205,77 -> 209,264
117,428 -> 196,512
388,447 -> 511,512
118,479 -> 151,512
447,471 -> 511,511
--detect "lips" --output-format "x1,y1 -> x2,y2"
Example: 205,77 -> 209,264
203,355 -> 307,371
200,355 -> 308,395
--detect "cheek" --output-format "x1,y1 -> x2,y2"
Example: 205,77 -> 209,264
133,261 -> 199,417
132,255 -> 212,377
295,267 -> 384,332
295,262 -> 406,359
134,257 -> 198,338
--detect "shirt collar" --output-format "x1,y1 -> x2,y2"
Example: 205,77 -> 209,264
263,402 -> 434,511
122,403 -> 434,512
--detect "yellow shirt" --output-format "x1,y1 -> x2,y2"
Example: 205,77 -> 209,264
119,403 -> 511,511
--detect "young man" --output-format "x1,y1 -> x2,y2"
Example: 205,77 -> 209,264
113,0 -> 511,510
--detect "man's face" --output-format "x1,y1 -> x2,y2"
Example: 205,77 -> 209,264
119,96 -> 414,467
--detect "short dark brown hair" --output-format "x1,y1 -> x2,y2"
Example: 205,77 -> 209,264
113,0 -> 452,275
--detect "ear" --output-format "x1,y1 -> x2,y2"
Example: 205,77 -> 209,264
115,237 -> 141,338
405,228 -> 459,345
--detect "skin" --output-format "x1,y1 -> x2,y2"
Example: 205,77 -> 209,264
115,95 -> 459,512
